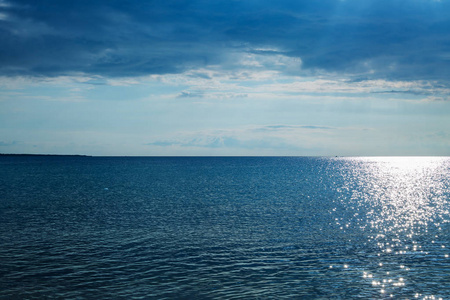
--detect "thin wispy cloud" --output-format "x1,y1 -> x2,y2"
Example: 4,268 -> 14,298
145,125 -> 368,155
0,140 -> 18,146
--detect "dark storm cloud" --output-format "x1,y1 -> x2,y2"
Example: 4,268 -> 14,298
1,0 -> 450,80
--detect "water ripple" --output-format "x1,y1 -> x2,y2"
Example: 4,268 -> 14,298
0,156 -> 449,298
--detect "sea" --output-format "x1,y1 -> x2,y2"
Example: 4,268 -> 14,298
1,156 -> 450,299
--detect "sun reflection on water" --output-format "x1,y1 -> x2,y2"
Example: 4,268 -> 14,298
337,157 -> 450,299
361,157 -> 449,234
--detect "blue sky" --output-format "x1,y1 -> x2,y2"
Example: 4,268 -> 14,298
1,0 -> 450,155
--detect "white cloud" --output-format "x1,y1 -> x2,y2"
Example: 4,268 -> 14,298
143,65 -> 450,102
258,79 -> 441,96
2,50 -> 449,105
236,52 -> 302,72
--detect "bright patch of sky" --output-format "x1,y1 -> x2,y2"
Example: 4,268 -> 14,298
1,0 -> 450,155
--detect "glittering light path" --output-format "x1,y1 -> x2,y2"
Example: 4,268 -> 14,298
333,157 -> 450,299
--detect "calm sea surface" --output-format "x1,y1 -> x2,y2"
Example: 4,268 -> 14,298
1,156 -> 450,299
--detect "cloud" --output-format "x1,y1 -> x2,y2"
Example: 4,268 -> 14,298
423,95 -> 450,102
1,0 -> 450,82
177,90 -> 248,99
147,134 -> 298,151
154,68 -> 450,101
0,140 -> 18,146
177,91 -> 205,98
145,124 -> 339,153
257,125 -> 334,131
145,124 -> 443,156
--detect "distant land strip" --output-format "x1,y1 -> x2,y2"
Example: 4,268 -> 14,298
0,153 -> 92,157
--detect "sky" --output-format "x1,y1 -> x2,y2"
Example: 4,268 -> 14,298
1,0 -> 450,156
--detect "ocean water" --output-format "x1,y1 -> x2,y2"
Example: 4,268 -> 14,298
1,156 -> 450,299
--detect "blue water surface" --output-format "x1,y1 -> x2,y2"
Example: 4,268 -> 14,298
1,156 -> 449,299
